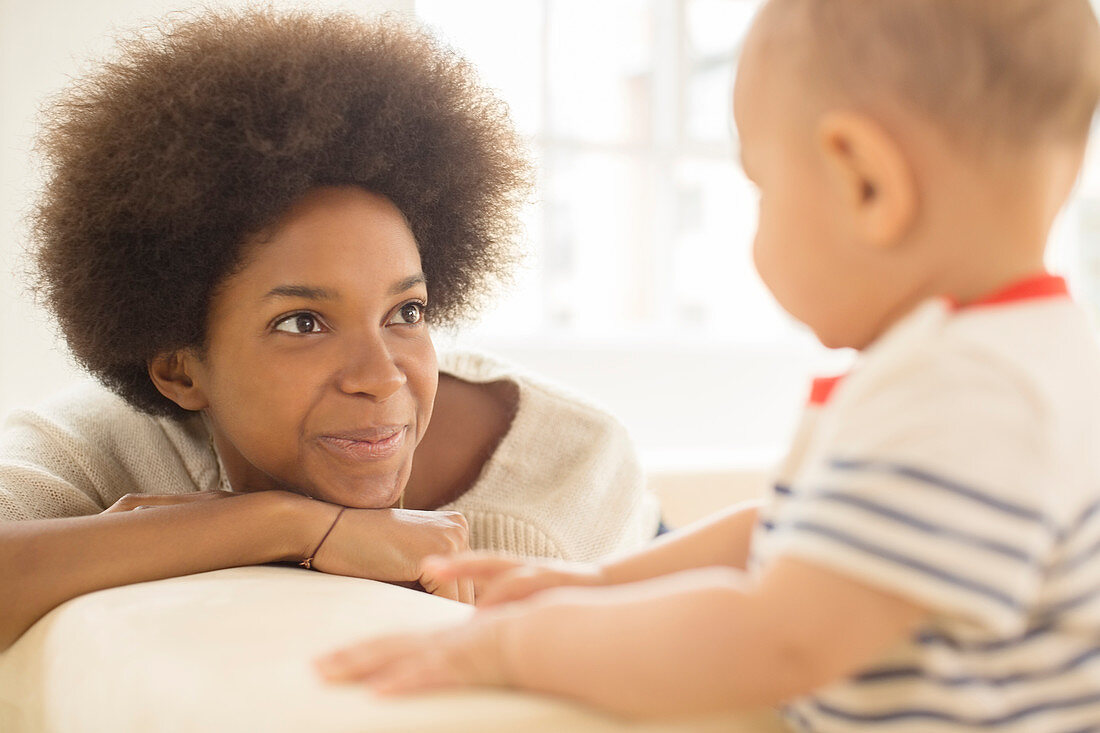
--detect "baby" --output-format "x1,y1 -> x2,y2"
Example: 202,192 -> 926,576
316,1 -> 1100,729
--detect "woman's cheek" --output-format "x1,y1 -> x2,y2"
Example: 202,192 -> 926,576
412,337 -> 439,440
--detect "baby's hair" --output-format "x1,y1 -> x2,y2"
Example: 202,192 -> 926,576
31,9 -> 530,418
761,0 -> 1100,150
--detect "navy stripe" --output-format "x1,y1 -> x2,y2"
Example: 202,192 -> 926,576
773,483 -> 793,496
811,489 -> 1035,564
1055,499 -> 1100,547
781,704 -> 813,732
915,622 -> 1054,652
813,691 -> 1100,725
854,645 -> 1100,687
789,520 -> 1024,611
1053,535 -> 1100,577
1039,585 -> 1100,618
1063,499 -> 1100,540
828,458 -> 1050,527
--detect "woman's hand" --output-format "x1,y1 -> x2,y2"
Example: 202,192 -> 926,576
309,508 -> 476,604
101,490 -> 239,513
419,552 -> 605,607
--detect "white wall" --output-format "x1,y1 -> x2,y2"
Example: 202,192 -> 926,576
0,0 -> 411,416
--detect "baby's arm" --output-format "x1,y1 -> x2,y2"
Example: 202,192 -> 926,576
602,497 -> 762,580
318,553 -> 928,718
435,498 -> 763,605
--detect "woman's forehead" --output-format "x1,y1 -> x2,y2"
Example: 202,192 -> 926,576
222,187 -> 425,301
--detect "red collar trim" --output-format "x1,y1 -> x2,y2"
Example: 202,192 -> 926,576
947,273 -> 1069,310
808,375 -> 844,406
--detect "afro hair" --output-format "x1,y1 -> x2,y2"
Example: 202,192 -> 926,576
32,8 -> 531,418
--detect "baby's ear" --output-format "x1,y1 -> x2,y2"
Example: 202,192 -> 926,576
817,111 -> 917,250
148,349 -> 210,412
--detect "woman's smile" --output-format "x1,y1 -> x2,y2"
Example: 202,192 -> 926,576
317,426 -> 409,462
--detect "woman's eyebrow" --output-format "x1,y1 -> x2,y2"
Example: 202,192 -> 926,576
388,273 -> 427,296
263,285 -> 337,300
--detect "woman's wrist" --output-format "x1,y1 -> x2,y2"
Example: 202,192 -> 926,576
261,490 -> 338,564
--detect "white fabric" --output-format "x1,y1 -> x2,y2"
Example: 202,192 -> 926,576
0,350 -> 660,562
0,566 -> 788,733
751,294 -> 1100,732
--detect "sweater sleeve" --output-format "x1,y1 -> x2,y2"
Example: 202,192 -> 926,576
438,351 -> 661,562
0,383 -> 216,521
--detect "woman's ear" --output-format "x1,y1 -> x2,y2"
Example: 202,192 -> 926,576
817,111 -> 918,250
148,350 -> 209,412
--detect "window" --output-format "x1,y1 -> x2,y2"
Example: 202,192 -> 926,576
416,0 -> 1100,467
417,0 -> 791,342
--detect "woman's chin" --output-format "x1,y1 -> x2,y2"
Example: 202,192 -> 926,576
308,473 -> 406,509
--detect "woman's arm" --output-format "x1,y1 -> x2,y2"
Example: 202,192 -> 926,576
0,490 -> 474,651
0,490 -> 312,650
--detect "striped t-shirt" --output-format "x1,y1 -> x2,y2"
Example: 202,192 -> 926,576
749,274 -> 1100,732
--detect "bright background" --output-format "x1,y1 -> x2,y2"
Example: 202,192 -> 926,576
3,0 -> 1100,473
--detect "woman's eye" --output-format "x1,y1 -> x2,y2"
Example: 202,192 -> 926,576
273,312 -> 324,334
389,302 -> 425,325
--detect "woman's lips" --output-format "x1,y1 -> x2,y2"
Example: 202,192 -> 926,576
317,426 -> 407,462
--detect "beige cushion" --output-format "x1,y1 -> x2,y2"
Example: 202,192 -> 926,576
0,566 -> 785,732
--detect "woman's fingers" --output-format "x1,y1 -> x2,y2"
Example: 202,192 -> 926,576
101,491 -> 234,513
427,579 -> 461,602
420,555 -> 495,605
458,578 -> 476,606
421,571 -> 476,605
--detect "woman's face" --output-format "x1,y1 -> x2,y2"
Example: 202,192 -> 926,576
185,186 -> 438,508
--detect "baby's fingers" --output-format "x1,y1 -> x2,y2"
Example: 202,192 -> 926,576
478,573 -> 557,607
315,634 -> 426,683
421,552 -> 522,582
369,653 -> 463,696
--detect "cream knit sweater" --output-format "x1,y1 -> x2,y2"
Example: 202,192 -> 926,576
0,351 -> 659,562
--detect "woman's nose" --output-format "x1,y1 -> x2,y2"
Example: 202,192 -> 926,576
335,334 -> 406,400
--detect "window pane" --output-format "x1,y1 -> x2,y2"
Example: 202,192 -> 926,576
543,149 -> 651,331
546,0 -> 655,144
684,0 -> 759,146
672,158 -> 799,341
416,0 -> 542,136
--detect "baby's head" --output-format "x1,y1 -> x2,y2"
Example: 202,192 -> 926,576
735,0 -> 1100,349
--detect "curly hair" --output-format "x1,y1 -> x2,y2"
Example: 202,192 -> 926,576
31,8 -> 530,418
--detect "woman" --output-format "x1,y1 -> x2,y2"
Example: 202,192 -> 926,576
0,9 -> 659,650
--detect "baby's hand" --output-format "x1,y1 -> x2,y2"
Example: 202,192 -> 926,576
421,552 -> 605,607
314,611 -> 509,694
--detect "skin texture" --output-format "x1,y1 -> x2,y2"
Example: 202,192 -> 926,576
151,186 -> 438,510
313,2 -> 1093,718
